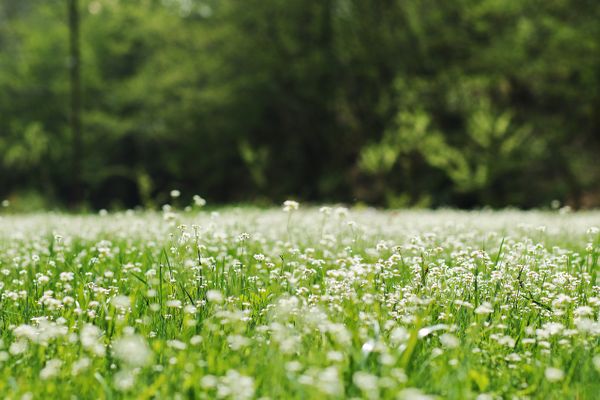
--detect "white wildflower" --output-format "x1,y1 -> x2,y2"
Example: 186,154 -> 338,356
114,370 -> 135,391
111,295 -> 131,310
353,371 -> 379,394
282,200 -> 299,212
475,302 -> 494,315
545,367 -> 564,382
167,340 -> 187,350
72,357 -> 91,375
440,333 -> 459,348
398,388 -> 436,400
217,370 -> 255,400
206,290 -> 224,304
112,334 -> 152,367
193,195 -> 206,207
40,359 -> 62,380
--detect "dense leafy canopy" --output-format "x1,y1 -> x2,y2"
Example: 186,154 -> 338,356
1,0 -> 598,209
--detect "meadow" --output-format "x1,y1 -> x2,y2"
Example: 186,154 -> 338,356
0,204 -> 598,399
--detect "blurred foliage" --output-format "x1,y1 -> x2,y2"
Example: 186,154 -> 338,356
0,0 -> 599,209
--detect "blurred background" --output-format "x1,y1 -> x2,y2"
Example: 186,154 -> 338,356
0,0 -> 598,210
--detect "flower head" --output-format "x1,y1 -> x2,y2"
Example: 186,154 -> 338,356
282,200 -> 299,212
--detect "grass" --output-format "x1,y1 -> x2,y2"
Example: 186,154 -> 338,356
0,206 -> 598,399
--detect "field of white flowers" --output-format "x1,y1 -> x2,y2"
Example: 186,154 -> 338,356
0,205 -> 599,399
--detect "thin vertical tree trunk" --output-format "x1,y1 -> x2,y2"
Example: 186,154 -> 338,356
68,0 -> 82,206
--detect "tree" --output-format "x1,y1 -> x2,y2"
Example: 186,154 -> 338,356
68,0 -> 82,205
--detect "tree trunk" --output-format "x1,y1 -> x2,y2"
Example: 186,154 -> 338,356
68,0 -> 82,206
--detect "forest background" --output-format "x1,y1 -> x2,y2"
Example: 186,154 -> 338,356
1,0 -> 598,210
